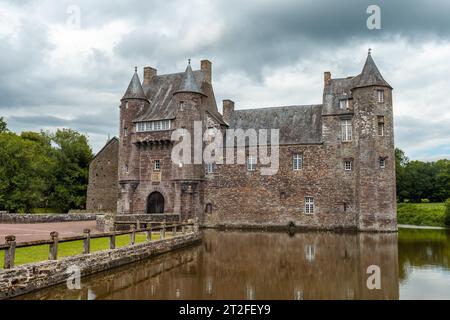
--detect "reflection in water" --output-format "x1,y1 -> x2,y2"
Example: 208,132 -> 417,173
398,228 -> 450,299
15,228 -> 450,300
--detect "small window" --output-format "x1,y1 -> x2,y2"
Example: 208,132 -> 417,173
293,154 -> 303,171
206,162 -> 214,174
154,121 -> 162,131
124,127 -> 128,137
377,116 -> 385,136
344,160 -> 352,171
339,99 -> 349,110
377,90 -> 384,103
343,202 -> 347,212
205,203 -> 213,214
305,197 -> 314,214
154,160 -> 161,171
125,164 -> 128,173
125,101 -> 129,109
341,119 -> 352,142
247,156 -> 256,171
379,158 -> 386,168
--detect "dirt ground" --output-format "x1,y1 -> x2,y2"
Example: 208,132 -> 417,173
0,221 -> 99,244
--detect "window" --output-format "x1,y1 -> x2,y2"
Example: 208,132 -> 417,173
293,154 -> 303,171
136,120 -> 171,132
247,156 -> 256,171
344,160 -> 352,171
124,164 -> 128,173
379,158 -> 386,169
377,116 -> 385,136
154,160 -> 161,171
339,99 -> 349,110
305,197 -> 314,214
124,128 -> 128,137
377,90 -> 384,103
125,101 -> 129,109
206,162 -> 214,174
341,119 -> 352,142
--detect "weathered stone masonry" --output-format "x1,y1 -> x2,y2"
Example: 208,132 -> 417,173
87,52 -> 397,232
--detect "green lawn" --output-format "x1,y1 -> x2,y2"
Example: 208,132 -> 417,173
397,202 -> 446,227
1,232 -> 166,267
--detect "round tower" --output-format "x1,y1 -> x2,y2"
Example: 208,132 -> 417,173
351,51 -> 396,231
117,67 -> 149,214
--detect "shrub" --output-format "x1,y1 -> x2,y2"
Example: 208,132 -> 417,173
445,199 -> 450,227
403,199 -> 410,203
421,199 -> 430,203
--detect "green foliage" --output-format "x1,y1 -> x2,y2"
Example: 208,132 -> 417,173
421,199 -> 430,203
445,199 -> 450,227
0,128 -> 93,213
397,203 -> 446,227
0,117 -> 7,133
396,148 -> 450,203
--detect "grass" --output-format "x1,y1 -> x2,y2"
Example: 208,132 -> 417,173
1,232 -> 166,267
397,202 -> 446,227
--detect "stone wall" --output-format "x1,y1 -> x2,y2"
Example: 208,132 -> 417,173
0,213 -> 97,224
204,144 -> 358,231
0,231 -> 201,299
86,137 -> 119,213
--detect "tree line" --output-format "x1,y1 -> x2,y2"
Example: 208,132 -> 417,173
0,117 -> 93,213
395,148 -> 449,203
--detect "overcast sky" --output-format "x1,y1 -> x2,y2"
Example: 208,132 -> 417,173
1,0 -> 449,160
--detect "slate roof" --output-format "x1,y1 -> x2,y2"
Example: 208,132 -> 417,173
228,105 -> 323,145
174,63 -> 205,96
122,70 -> 148,101
353,53 -> 392,89
134,68 -> 225,124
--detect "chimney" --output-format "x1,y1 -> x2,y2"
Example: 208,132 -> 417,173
201,59 -> 212,83
222,99 -> 234,123
143,67 -> 157,85
324,71 -> 331,86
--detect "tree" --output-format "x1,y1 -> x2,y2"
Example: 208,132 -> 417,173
48,129 -> 93,212
0,132 -> 54,212
0,117 -> 8,133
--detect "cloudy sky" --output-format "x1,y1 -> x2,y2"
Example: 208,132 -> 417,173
0,0 -> 449,160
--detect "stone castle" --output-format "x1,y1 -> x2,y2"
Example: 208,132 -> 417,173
87,52 -> 397,232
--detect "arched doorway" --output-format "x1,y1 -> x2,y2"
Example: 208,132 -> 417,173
146,192 -> 164,214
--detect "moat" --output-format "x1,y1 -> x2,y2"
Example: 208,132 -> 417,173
16,228 -> 450,300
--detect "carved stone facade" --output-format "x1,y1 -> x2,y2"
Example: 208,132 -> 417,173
88,53 -> 397,231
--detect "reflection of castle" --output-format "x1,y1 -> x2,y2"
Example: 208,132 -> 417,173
87,52 -> 396,231
18,230 -> 400,300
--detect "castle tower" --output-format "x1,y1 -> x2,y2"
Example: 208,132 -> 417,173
172,60 -> 208,222
117,67 -> 149,214
352,51 -> 396,231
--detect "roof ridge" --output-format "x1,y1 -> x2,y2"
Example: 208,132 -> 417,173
235,104 -> 323,112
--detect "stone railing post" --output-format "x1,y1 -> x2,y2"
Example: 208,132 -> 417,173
130,224 -> 136,245
109,231 -> 116,249
146,227 -> 152,242
4,235 -> 16,269
83,229 -> 91,254
160,223 -> 165,240
49,231 -> 59,260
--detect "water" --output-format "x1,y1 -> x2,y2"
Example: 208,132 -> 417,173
16,228 -> 450,300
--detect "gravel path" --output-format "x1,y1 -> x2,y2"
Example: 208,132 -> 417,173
0,221 -> 99,244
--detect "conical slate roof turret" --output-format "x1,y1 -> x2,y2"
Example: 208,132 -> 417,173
122,67 -> 148,100
353,50 -> 392,89
174,60 -> 206,96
